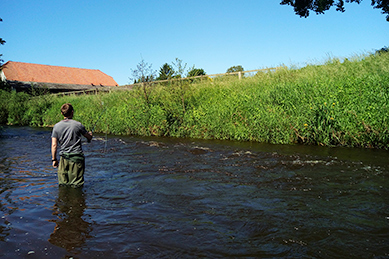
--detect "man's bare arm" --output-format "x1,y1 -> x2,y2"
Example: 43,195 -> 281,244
51,137 -> 58,168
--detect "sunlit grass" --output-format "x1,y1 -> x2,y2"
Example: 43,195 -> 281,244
2,51 -> 388,149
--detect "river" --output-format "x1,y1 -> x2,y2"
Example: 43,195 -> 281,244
0,126 -> 388,258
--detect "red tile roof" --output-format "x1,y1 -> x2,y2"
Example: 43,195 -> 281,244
1,61 -> 118,86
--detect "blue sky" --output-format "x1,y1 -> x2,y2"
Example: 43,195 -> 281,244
2,0 -> 388,85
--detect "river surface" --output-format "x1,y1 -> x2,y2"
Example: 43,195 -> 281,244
0,126 -> 388,258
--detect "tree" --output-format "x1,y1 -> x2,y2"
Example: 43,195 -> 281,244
172,58 -> 187,78
375,45 -> 389,55
129,58 -> 157,104
187,67 -> 206,77
226,65 -> 244,74
157,63 -> 175,80
280,0 -> 389,21
0,18 -> 6,65
129,58 -> 156,84
226,65 -> 244,79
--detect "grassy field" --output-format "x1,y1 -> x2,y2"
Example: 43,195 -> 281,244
1,51 -> 388,149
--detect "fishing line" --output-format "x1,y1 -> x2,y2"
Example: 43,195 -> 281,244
89,101 -> 109,154
103,102 -> 108,154
104,131 -> 108,153
91,102 -> 107,133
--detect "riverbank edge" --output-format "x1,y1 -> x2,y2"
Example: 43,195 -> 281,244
1,52 -> 388,149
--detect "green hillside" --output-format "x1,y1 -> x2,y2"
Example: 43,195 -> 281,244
1,52 -> 388,149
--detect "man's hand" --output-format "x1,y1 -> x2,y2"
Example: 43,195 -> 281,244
52,160 -> 59,168
86,131 -> 93,143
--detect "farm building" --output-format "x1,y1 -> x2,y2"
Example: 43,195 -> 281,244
0,61 -> 118,93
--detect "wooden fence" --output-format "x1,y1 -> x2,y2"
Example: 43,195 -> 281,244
52,66 -> 282,96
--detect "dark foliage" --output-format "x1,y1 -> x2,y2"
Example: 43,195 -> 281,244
280,0 -> 389,21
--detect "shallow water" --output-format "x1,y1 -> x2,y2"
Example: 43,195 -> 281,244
0,126 -> 388,258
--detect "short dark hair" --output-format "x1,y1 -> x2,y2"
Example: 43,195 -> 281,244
61,103 -> 73,117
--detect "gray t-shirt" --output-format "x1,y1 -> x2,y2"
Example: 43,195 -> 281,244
51,119 -> 87,155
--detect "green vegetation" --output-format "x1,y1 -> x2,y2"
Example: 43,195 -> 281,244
0,17 -> 5,65
1,52 -> 388,149
226,65 -> 244,74
157,63 -> 175,80
187,67 -> 206,78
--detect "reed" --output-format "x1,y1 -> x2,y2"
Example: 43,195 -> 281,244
2,51 -> 388,149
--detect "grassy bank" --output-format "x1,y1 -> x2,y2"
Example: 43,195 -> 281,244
1,52 -> 388,149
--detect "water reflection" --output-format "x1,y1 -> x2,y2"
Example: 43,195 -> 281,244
0,151 -> 15,242
48,186 -> 92,252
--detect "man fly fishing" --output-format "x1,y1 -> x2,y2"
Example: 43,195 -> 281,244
51,103 -> 93,188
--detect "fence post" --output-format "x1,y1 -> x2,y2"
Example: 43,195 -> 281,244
238,72 -> 242,80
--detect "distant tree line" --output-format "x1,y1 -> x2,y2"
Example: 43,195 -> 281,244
130,57 -> 244,84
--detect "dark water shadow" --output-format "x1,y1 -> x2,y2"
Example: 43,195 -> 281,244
48,186 -> 93,253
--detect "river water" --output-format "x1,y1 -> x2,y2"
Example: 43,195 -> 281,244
0,126 -> 388,258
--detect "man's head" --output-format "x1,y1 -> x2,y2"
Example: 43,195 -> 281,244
61,103 -> 74,118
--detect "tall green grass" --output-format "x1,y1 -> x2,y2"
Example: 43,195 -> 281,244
1,52 -> 388,149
